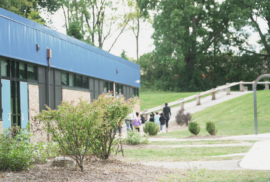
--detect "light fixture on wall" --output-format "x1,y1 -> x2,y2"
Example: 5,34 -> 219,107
36,44 -> 40,51
116,69 -> 119,74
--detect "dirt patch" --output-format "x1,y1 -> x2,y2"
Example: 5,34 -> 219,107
0,157 -> 180,182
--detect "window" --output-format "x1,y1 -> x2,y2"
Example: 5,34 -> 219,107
27,64 -> 37,80
11,61 -> 18,78
133,88 -> 139,97
1,59 -> 10,77
76,75 -> 82,87
69,73 -> 75,87
61,72 -> 89,89
104,82 -> 108,92
82,77 -> 88,88
19,62 -> 26,79
61,72 -> 68,85
116,84 -> 123,95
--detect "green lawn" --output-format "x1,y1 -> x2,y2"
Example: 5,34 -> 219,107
160,170 -> 270,182
124,146 -> 250,162
158,91 -> 270,138
140,91 -> 199,111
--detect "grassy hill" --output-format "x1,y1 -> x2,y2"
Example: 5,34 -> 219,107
139,91 -> 199,111
159,91 -> 270,138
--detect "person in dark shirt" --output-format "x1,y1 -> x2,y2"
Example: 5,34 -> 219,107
159,113 -> 166,132
149,113 -> 155,122
163,103 -> 171,132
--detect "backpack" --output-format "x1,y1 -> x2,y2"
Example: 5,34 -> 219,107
141,116 -> 145,124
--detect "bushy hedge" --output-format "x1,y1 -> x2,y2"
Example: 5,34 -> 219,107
0,127 -> 61,171
124,131 -> 149,145
188,122 -> 200,135
143,122 -> 159,135
206,121 -> 218,135
175,110 -> 192,126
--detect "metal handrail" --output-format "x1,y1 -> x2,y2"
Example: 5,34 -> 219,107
141,81 -> 270,114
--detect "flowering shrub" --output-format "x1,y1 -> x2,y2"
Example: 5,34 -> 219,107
124,130 -> 149,145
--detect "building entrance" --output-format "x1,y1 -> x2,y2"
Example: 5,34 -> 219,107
1,79 -> 28,130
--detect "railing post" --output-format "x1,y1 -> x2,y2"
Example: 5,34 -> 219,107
252,81 -> 255,91
180,99 -> 184,111
265,81 -> 269,90
226,83 -> 231,95
240,81 -> 244,92
212,89 -> 216,100
196,94 -> 201,106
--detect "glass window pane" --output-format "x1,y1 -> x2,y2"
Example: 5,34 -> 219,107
19,62 -> 26,79
104,82 -> 108,92
27,64 -> 37,80
62,72 -> 68,85
1,59 -> 9,77
119,85 -> 122,95
76,75 -> 82,87
69,73 -> 74,87
82,77 -> 88,88
11,61 -> 16,78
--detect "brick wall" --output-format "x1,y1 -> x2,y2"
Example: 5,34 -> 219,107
28,84 -> 47,143
62,89 -> 90,105
0,121 -> 3,134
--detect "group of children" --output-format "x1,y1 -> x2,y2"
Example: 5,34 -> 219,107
145,112 -> 167,132
124,103 -> 171,133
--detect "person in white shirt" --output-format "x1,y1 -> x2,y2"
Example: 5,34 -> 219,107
125,109 -> 136,131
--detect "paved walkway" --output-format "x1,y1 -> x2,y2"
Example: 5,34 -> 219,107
142,160 -> 244,170
140,143 -> 253,148
149,133 -> 270,142
240,140 -> 270,170
169,91 -> 252,122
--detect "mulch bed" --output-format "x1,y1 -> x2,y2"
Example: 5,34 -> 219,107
0,157 -> 180,182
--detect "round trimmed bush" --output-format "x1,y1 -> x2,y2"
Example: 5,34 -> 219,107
206,121 -> 218,135
143,122 -> 159,135
188,122 -> 200,135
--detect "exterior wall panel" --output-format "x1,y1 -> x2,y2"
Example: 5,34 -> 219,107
0,8 -> 140,88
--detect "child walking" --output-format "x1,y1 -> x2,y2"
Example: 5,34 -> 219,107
133,112 -> 141,132
159,113 -> 166,133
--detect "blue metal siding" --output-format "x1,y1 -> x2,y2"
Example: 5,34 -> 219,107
0,8 -> 140,88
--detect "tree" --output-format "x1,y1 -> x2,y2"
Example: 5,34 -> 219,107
0,0 -> 62,25
126,0 -> 151,61
228,0 -> 270,58
60,0 -> 131,50
137,0 -> 243,91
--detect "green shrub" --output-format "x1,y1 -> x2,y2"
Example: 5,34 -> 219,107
35,99 -> 104,172
188,122 -> 200,135
143,122 -> 159,135
124,131 -> 149,145
0,127 -> 34,171
175,110 -> 192,126
206,121 -> 218,135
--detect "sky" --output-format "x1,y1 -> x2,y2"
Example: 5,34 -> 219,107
40,9 -> 155,60
40,7 -> 268,60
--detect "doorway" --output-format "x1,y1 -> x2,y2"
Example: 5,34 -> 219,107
1,79 -> 28,130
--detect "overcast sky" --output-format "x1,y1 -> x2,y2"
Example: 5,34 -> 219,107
40,8 -> 268,59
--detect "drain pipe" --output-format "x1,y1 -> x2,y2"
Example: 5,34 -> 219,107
47,49 -> 52,108
253,74 -> 270,135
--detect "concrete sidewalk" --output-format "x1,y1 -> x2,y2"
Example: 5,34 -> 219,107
149,133 -> 270,142
142,160 -> 244,170
169,91 -> 252,122
240,140 -> 270,170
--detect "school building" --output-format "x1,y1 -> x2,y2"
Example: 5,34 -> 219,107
0,8 -> 140,140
